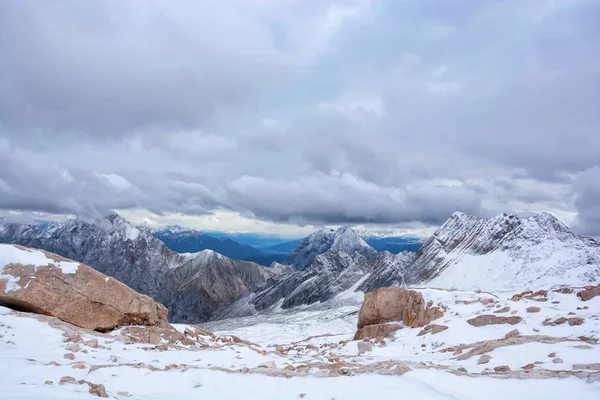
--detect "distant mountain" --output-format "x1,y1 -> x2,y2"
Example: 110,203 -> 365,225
284,226 -> 376,270
153,228 -> 262,259
261,239 -> 303,254
153,228 -> 291,266
364,237 -> 423,253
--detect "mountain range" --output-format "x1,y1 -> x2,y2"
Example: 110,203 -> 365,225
1,211 -> 599,323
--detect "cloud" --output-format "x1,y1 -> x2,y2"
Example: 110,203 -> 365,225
574,167 -> 600,236
0,0 -> 599,235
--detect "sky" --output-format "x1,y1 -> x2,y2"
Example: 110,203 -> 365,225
0,0 -> 599,238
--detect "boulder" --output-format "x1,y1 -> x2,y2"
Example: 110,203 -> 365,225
526,307 -> 541,313
577,284 -> 600,301
353,323 -> 403,341
477,355 -> 492,364
504,329 -> 520,339
0,244 -> 169,332
357,288 -> 444,329
467,315 -> 522,327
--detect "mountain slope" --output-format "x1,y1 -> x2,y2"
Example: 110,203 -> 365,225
405,211 -> 600,291
284,227 -> 376,270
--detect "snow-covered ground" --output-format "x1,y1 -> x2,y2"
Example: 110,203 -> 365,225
1,287 -> 599,399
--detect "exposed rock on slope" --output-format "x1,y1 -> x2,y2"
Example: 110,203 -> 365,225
356,287 -> 444,329
404,212 -> 600,291
0,244 -> 168,331
155,250 -> 287,322
284,226 -> 376,270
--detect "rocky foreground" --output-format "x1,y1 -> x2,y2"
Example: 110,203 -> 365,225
1,279 -> 599,398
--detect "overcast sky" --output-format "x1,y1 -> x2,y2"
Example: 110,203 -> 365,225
1,0 -> 599,238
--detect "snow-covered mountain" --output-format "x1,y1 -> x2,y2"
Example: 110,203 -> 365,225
284,226 -> 376,270
0,213 -> 287,322
404,211 -> 600,291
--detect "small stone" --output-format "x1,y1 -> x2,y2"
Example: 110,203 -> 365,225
494,365 -> 511,372
573,344 -> 593,349
72,362 -> 87,369
63,353 -> 75,360
511,310 -> 518,314
526,307 -> 541,313
568,317 -> 584,326
504,329 -> 519,339
59,376 -> 76,385
477,355 -> 492,364
65,343 -> 81,353
522,363 -> 535,370
84,339 -> 99,348
117,391 -> 131,397
457,367 -> 468,373
88,382 -> 108,398
493,306 -> 510,314
548,352 -> 556,357
44,380 -> 53,385
552,358 -> 564,364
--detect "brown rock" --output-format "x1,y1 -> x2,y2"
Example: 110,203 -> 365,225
356,288 -> 443,329
85,339 -> 99,348
59,376 -> 76,384
44,380 -> 53,385
510,310 -> 518,315
548,352 -> 556,357
417,324 -> 448,336
457,367 -> 468,373
0,244 -> 169,332
478,355 -> 492,364
117,392 -> 131,397
504,329 -> 519,339
467,315 -> 522,327
553,288 -> 574,294
522,363 -> 535,370
494,365 -> 511,372
572,363 -> 600,370
577,284 -> 600,301
552,358 -> 563,364
87,382 -> 108,398
72,362 -> 87,369
526,307 -> 541,313
493,306 -> 510,314
353,323 -> 403,341
63,353 -> 75,360
568,317 -> 584,326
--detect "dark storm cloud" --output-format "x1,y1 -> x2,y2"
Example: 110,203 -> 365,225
0,0 -> 599,233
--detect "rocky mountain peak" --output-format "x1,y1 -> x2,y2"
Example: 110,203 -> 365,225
284,226 -> 376,270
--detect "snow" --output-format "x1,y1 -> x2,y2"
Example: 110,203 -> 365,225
2,286 -> 600,399
0,244 -> 80,278
0,274 -> 21,293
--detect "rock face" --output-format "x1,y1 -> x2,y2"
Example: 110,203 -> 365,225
284,226 -> 376,270
0,214 -> 287,323
357,287 -> 444,329
577,284 -> 600,301
467,315 -> 523,327
155,250 -> 286,322
404,212 -> 600,291
0,244 -> 168,331
354,323 -> 404,341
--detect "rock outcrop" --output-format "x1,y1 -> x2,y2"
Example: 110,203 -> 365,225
0,244 -> 168,331
354,287 -> 444,340
467,315 -> 522,327
357,287 -> 444,329
577,284 -> 600,301
284,226 -> 376,270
